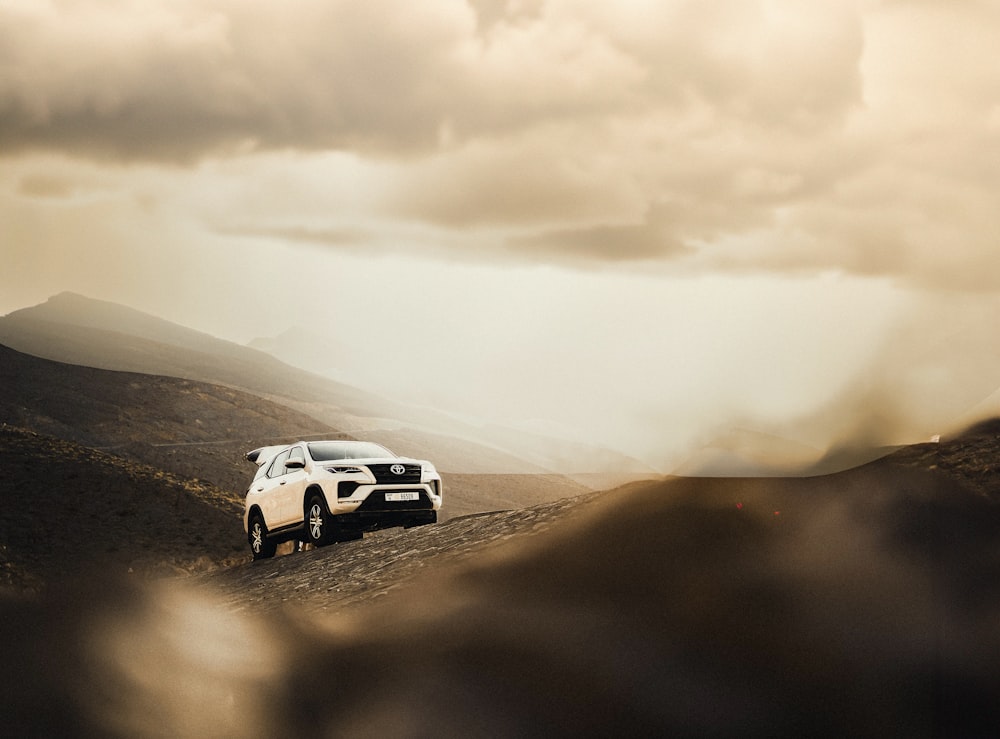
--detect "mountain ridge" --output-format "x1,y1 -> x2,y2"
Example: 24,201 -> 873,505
0,292 -> 657,480
0,294 -> 547,473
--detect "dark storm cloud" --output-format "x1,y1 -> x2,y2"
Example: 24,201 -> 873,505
508,220 -> 687,263
2,0 -> 999,291
0,0 -> 862,165
506,204 -> 692,262
0,2 -> 458,161
0,0 -> 641,163
218,224 -> 379,249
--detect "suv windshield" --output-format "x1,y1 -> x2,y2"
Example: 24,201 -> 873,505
308,441 -> 395,461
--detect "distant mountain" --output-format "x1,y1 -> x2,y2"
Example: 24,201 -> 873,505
0,294 -> 544,473
0,293 -> 652,481
0,292 -> 401,422
250,320 -> 660,480
247,325 -> 339,380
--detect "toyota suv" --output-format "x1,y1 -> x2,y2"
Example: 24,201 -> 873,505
243,440 -> 442,560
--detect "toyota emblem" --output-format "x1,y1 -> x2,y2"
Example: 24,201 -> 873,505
390,464 -> 406,475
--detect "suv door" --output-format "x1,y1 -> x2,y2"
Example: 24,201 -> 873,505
254,450 -> 290,528
276,445 -> 309,525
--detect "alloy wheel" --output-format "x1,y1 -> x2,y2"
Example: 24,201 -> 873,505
308,502 -> 324,541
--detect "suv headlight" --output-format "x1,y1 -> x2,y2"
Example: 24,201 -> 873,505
326,466 -> 364,474
421,463 -> 439,481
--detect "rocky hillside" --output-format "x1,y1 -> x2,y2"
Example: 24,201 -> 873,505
0,341 -> 598,588
0,343 -> 346,494
887,416 -> 1000,498
0,425 -> 247,590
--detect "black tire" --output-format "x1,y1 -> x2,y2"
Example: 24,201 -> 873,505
249,513 -> 277,560
304,494 -> 334,547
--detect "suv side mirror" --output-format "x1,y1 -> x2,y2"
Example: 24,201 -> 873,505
285,458 -> 305,470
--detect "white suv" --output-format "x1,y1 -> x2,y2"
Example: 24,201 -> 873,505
243,440 -> 443,560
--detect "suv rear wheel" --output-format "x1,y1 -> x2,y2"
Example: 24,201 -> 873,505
249,513 -> 277,560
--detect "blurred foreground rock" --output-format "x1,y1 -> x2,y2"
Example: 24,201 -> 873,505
2,454 -> 999,737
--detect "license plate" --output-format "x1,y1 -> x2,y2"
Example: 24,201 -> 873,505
385,492 -> 419,502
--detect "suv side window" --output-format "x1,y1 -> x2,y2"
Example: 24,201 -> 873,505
267,450 -> 291,479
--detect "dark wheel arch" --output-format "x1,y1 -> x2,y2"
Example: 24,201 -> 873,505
405,511 -> 438,528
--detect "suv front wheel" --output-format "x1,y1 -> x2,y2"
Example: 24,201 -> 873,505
305,495 -> 333,547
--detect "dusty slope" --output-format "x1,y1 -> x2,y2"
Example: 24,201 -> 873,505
0,425 -> 247,589
0,417 -> 595,590
0,343 -> 345,493
203,427 -> 1000,736
439,472 -> 591,518
202,419 -> 1000,616
887,416 -> 1000,498
0,341 -> 594,583
200,492 -> 602,614
3,423 -> 999,737
201,424 -> 1000,619
0,342 -> 593,528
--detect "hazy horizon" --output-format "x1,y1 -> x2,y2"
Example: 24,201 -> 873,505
4,1 -> 1000,472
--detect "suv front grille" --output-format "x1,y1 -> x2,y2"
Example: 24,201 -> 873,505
368,463 -> 422,484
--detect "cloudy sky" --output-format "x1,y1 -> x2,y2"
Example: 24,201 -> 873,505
3,0 -> 1000,470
